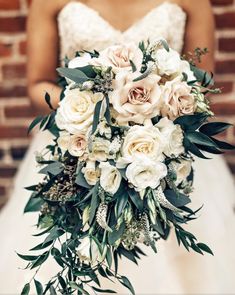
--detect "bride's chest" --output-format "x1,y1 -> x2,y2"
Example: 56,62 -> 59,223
57,1 -> 187,59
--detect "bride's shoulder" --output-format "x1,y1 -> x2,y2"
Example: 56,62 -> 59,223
180,0 -> 212,13
29,0 -> 76,17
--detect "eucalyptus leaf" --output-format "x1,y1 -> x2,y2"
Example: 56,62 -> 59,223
34,279 -> 43,295
24,196 -> 44,213
57,67 -> 89,83
199,122 -> 233,136
21,283 -> 30,295
28,116 -> 44,134
120,276 -> 135,295
128,189 -> 143,211
197,243 -> 214,255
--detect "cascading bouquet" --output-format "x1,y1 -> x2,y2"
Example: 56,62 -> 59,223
20,39 -> 234,295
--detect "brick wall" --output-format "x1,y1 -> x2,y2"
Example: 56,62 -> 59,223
0,0 -> 235,208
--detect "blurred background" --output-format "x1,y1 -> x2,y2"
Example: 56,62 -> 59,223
0,0 -> 235,209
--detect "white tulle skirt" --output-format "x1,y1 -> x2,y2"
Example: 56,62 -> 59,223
0,131 -> 235,294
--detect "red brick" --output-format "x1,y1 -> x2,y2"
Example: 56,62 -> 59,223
215,81 -> 234,94
0,166 -> 17,178
0,0 -> 20,10
219,38 -> 235,52
211,0 -> 233,5
0,42 -> 13,57
0,126 -> 28,138
215,60 -> 235,74
2,63 -> 26,79
215,12 -> 235,29
19,40 -> 27,55
211,102 -> 235,115
27,0 -> 32,6
11,146 -> 28,160
0,16 -> 26,33
0,85 -> 27,97
5,105 -> 34,118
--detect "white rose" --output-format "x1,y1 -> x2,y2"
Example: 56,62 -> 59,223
92,43 -> 143,73
171,159 -> 192,185
99,162 -> 122,194
110,70 -> 162,125
68,52 -> 92,69
82,160 -> 100,186
153,48 -> 195,81
68,133 -> 88,157
57,131 -> 70,153
77,236 -> 102,265
117,125 -> 165,168
160,77 -> 196,120
90,137 -> 110,162
126,155 -> 167,191
156,117 -> 184,157
55,86 -> 104,134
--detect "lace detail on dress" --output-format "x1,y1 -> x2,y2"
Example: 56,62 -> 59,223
57,1 -> 186,60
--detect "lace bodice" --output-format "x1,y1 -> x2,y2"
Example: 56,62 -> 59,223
58,1 -> 186,60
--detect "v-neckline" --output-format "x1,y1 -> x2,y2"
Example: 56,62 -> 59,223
58,1 -> 182,35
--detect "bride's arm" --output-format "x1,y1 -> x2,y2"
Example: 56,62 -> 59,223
182,0 -> 215,72
27,0 -> 65,114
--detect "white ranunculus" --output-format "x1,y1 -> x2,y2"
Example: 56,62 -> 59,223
126,155 -> 167,191
156,117 -> 184,157
68,133 -> 87,157
90,137 -> 110,162
160,77 -> 196,120
110,70 -> 162,125
82,160 -> 100,186
55,86 -> 104,134
117,125 -> 165,168
57,131 -> 70,153
77,236 -> 102,265
99,162 -> 122,194
171,159 -> 192,185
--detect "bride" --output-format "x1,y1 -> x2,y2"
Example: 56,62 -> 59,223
0,0 -> 235,293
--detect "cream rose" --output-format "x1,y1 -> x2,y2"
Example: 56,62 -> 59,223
55,86 -> 104,134
117,125 -> 165,168
126,155 -> 167,191
68,52 -> 92,69
110,71 -> 162,125
99,162 -> 122,194
57,131 -> 70,153
90,137 -> 110,162
68,133 -> 88,157
160,77 -> 196,120
82,160 -> 100,186
171,159 -> 192,185
156,117 -> 184,157
77,236 -> 103,265
92,43 -> 143,73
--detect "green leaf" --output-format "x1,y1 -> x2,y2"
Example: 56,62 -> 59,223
165,190 -> 191,207
108,222 -> 126,245
43,227 -> 64,245
120,276 -> 135,295
75,164 -> 92,189
132,68 -> 151,82
45,92 -> 54,110
30,251 -> 49,269
39,162 -> 64,176
24,196 -> 44,213
200,122 -> 233,136
184,137 -> 210,159
30,240 -> 53,251
187,131 -> 218,148
76,65 -> 96,78
28,116 -> 44,134
21,283 -> 30,295
106,247 -> 112,268
34,279 -> 43,295
92,286 -> 116,293
197,243 -> 214,255
17,253 -> 39,261
49,285 -> 57,295
57,67 -> 89,83
130,59 -> 137,72
161,39 -> 169,52
92,100 -> 103,134
89,183 -> 99,224
115,194 -> 128,218
174,113 -> 208,131
211,138 -> 235,150
58,276 -> 67,289
128,189 -> 143,211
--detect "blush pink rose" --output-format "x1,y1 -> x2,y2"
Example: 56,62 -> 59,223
92,43 -> 143,73
110,71 -> 162,125
160,77 -> 196,120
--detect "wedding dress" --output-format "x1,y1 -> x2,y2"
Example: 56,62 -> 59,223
0,2 -> 235,294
